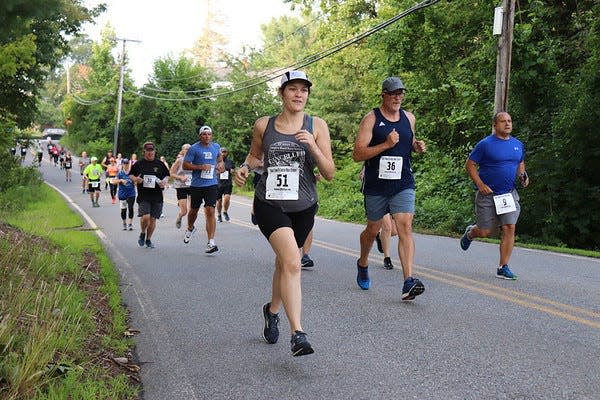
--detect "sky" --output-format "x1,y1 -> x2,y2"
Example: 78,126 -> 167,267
82,0 -> 296,85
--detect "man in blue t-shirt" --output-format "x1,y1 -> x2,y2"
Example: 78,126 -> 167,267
182,125 -> 225,253
460,112 -> 530,280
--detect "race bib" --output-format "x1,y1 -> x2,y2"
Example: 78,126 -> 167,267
143,175 -> 157,188
201,166 -> 214,179
90,181 -> 100,188
184,174 -> 192,186
493,192 -> 517,215
378,156 -> 403,180
266,166 -> 299,200
219,171 -> 229,180
65,162 -> 71,168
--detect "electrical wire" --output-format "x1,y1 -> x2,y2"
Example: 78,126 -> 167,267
143,11 -> 328,92
125,0 -> 441,102
70,92 -> 114,105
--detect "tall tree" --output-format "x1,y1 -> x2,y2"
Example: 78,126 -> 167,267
0,0 -> 104,128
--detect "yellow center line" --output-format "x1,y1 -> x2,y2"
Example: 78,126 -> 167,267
312,239 -> 600,329
164,197 -> 600,329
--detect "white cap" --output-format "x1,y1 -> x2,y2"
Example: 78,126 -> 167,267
198,125 -> 212,134
280,70 -> 312,88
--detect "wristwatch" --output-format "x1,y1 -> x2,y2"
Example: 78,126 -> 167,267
240,162 -> 250,169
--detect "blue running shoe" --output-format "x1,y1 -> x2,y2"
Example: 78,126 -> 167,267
145,239 -> 154,249
460,225 -> 474,251
356,260 -> 370,290
402,277 -> 425,301
496,265 -> 517,280
137,233 -> 145,247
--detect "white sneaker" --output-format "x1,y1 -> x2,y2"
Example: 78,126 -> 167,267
205,242 -> 219,253
183,227 -> 196,244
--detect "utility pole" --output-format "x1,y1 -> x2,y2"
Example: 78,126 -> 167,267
113,37 -> 141,155
493,0 -> 515,115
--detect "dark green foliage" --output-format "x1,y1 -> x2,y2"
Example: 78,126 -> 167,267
0,156 -> 43,213
29,0 -> 600,250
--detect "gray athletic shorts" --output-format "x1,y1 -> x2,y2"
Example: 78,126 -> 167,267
475,189 -> 520,229
364,188 -> 415,221
138,201 -> 163,219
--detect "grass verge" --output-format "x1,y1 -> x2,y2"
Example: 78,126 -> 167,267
0,184 -> 139,399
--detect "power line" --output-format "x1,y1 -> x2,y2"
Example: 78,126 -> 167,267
124,0 -> 441,102
70,92 -> 114,105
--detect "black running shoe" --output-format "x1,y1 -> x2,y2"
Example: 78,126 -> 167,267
291,331 -> 314,357
262,302 -> 279,344
301,254 -> 314,268
137,233 -> 145,247
383,257 -> 394,270
402,277 -> 425,301
375,232 -> 383,253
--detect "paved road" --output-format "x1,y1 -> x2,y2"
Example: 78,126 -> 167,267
34,150 -> 600,400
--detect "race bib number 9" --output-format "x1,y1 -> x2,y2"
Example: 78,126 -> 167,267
266,166 -> 299,200
378,156 -> 403,180
201,166 -> 214,179
143,175 -> 157,188
493,192 -> 517,215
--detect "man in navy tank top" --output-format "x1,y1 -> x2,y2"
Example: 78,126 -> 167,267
352,76 -> 426,301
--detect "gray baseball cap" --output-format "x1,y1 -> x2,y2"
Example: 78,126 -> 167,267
382,76 -> 406,92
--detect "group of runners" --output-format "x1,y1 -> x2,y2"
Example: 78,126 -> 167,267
41,69 -> 528,358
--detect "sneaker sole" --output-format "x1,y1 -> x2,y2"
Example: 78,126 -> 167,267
301,261 -> 314,268
402,282 -> 425,301
205,247 -> 219,254
496,274 -> 517,280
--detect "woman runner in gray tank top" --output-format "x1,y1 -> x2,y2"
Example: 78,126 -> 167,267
234,70 -> 335,357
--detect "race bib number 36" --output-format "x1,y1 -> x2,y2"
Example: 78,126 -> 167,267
266,166 -> 299,200
378,156 -> 403,180
493,192 -> 517,215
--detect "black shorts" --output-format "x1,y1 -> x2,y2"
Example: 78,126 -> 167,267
253,198 -> 317,248
217,183 -> 232,198
88,179 -> 101,192
138,201 -> 163,219
176,187 -> 191,200
190,185 -> 218,209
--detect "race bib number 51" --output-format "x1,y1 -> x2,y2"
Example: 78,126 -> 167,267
266,166 -> 299,200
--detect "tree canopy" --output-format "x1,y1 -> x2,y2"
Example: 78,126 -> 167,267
17,0 -> 600,250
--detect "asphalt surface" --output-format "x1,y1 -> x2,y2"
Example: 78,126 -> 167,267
33,149 -> 600,400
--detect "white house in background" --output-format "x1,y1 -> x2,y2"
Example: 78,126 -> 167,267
42,128 -> 67,141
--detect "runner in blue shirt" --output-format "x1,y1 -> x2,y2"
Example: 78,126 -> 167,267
460,112 -> 530,280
